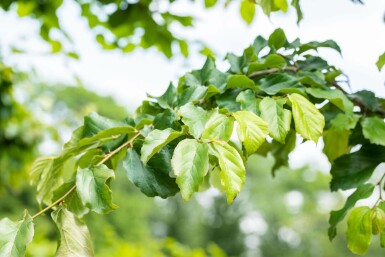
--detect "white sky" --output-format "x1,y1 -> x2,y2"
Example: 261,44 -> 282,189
0,0 -> 384,169
0,0 -> 384,109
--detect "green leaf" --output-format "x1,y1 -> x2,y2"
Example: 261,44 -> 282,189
260,97 -> 291,143
350,90 -> 379,112
236,90 -> 260,114
51,207 -> 94,257
323,128 -> 351,163
328,184 -> 375,240
274,0 -> 288,12
268,28 -> 286,50
83,112 -> 129,138
30,157 -> 65,205
379,202 -> 385,248
202,112 -> 234,142
178,85 -> 207,106
376,52 -> 385,71
361,117 -> 385,146
53,182 -> 89,218
253,36 -> 268,56
205,0 -> 218,8
171,139 -> 209,201
0,210 -> 34,257
226,75 -> 255,89
288,93 -> 325,143
123,149 -> 179,198
248,54 -> 287,74
370,207 -> 385,235
76,165 -> 117,214
306,88 -> 354,113
233,111 -> 269,155
260,74 -> 303,95
148,83 -> 177,109
141,128 -> 183,163
330,144 -> 385,191
346,206 -> 372,255
330,113 -> 360,131
179,103 -> 211,138
291,0 -> 303,23
297,40 -> 341,54
210,142 -> 246,204
240,0 -> 255,24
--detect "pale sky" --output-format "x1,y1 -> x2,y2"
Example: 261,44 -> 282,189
0,0 -> 384,170
0,0 -> 384,109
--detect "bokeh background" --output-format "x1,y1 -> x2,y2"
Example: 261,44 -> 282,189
1,0 -> 385,256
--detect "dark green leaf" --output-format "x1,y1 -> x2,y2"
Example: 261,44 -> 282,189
297,40 -> 341,54
148,83 -> 177,109
123,149 -> 179,198
260,73 -> 303,95
53,182 -> 89,218
349,90 -> 380,112
330,144 -> 385,191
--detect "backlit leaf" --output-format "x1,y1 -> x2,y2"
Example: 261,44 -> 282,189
260,97 -> 291,143
202,112 -> 234,141
288,93 -> 325,143
141,128 -> 183,163
210,142 -> 246,204
361,117 -> 385,146
171,139 -> 209,201
0,210 -> 34,257
346,206 -> 372,255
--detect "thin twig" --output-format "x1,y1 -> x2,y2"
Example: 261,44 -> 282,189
248,66 -> 298,78
32,186 -> 76,219
332,81 -> 385,117
31,131 -> 141,219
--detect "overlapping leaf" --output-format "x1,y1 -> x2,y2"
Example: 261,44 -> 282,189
288,93 -> 324,143
210,142 -> 246,204
0,210 -> 34,257
171,139 -> 209,201
51,207 -> 94,257
76,165 -> 117,214
233,111 -> 269,155
260,97 -> 291,143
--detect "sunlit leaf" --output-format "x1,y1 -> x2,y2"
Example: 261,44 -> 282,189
171,139 -> 209,201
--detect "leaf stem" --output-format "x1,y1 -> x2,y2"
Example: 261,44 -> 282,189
96,131 -> 141,166
31,131 -> 141,220
31,185 -> 76,219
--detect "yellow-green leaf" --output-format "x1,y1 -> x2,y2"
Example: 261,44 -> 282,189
288,93 -> 324,143
240,0 -> 255,24
346,206 -> 372,255
233,111 -> 269,155
171,139 -> 209,201
210,142 -> 246,204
